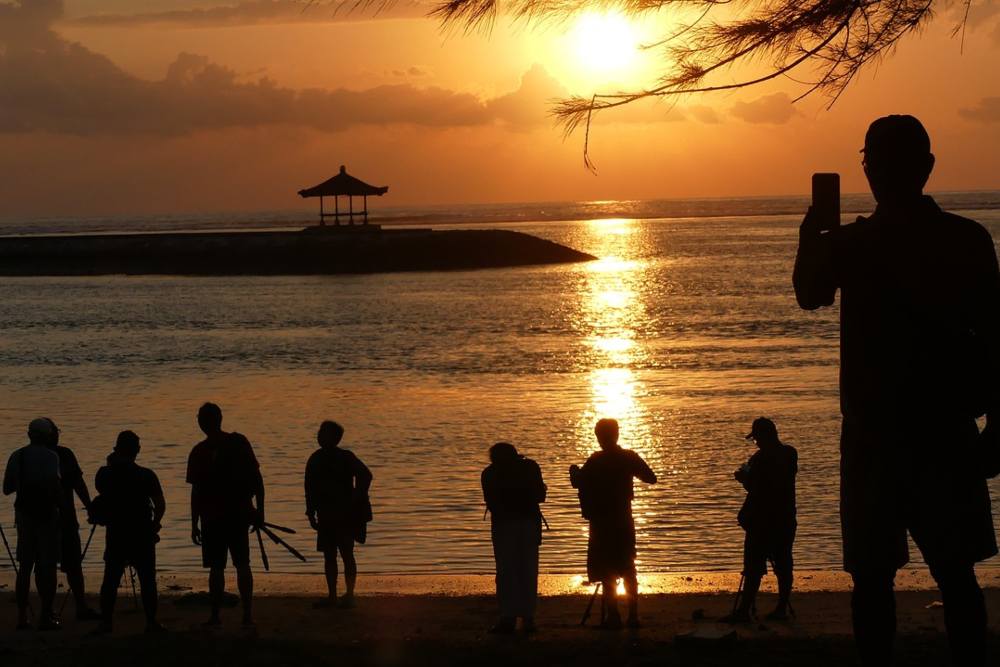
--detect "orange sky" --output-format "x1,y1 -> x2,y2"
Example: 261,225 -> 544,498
1,0 -> 999,217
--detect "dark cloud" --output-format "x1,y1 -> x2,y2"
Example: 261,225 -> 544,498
67,0 -> 430,27
959,96 -> 1000,123
0,1 -> 574,135
730,92 -> 798,125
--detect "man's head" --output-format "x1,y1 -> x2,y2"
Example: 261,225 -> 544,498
317,420 -> 345,448
27,417 -> 57,446
489,442 -> 518,464
115,430 -> 141,461
745,417 -> 779,448
594,418 -> 620,450
197,402 -> 223,436
862,115 -> 934,205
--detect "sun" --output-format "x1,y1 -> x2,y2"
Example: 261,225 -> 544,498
571,10 -> 640,78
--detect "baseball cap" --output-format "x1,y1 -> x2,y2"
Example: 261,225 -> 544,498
745,417 -> 778,440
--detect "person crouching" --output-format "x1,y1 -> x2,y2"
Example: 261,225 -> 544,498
481,442 -> 547,634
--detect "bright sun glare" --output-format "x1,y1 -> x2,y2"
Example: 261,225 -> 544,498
571,11 -> 639,77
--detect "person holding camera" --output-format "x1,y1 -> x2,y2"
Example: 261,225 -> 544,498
570,418 -> 656,629
723,417 -> 797,623
93,430 -> 166,634
481,442 -> 546,634
794,115 -> 999,666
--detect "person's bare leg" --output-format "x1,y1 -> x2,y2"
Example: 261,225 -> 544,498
601,577 -> 621,627
207,567 -> 224,625
15,561 -> 32,628
35,563 -> 57,627
65,562 -> 94,616
624,571 -> 640,627
323,550 -> 338,603
338,539 -> 356,603
236,563 -> 254,625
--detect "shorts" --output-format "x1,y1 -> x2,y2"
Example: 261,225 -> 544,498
59,523 -> 83,573
743,526 -> 795,578
201,519 -> 251,569
105,526 -> 157,570
840,418 -> 998,573
586,513 -> 637,582
15,512 -> 61,567
316,509 -> 354,552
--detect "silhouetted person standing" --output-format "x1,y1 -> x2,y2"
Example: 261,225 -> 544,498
481,442 -> 546,634
723,417 -> 797,623
94,431 -> 166,634
3,418 -> 62,630
44,418 -> 100,621
570,418 -> 656,629
304,421 -> 372,609
794,115 -> 998,666
187,402 -> 265,628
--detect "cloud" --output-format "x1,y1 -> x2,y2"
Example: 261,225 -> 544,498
729,92 -> 798,125
0,1 -> 576,135
67,0 -> 430,28
959,96 -> 1000,123
688,104 -> 721,124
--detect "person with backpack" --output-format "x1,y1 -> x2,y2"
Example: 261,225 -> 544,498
92,430 -> 166,634
187,402 -> 265,628
304,421 -> 372,609
481,442 -> 546,634
3,418 -> 63,630
570,418 -> 657,630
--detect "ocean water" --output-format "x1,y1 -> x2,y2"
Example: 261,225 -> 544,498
1,192 -> 999,576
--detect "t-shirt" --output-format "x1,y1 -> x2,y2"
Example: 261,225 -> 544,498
738,443 -> 798,532
304,447 -> 370,515
574,447 -> 656,520
53,446 -> 84,528
186,431 -> 260,523
794,196 -> 1000,424
95,453 -> 163,532
3,444 -> 61,522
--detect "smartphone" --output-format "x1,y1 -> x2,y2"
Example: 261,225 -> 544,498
811,173 -> 840,232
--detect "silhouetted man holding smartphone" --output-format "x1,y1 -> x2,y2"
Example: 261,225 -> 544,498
187,403 -> 265,628
794,115 -> 999,666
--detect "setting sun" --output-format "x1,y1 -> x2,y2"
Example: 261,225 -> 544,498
571,11 -> 640,76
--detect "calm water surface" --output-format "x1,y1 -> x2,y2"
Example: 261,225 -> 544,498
2,206 -> 999,575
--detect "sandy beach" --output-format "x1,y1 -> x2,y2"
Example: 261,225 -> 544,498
1,573 -> 999,666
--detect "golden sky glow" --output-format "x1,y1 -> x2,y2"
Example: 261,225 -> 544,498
0,1 -> 999,216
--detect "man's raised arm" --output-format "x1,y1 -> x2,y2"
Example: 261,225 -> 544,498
793,207 -> 838,310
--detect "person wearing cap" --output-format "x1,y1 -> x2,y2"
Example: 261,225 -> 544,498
42,418 -> 101,622
794,115 -> 998,666
481,441 -> 546,634
723,417 -> 797,623
93,431 -> 166,634
3,418 -> 63,630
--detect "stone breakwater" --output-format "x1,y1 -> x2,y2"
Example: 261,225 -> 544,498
0,227 -> 596,275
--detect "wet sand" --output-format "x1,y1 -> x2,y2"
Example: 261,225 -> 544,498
1,576 -> 998,665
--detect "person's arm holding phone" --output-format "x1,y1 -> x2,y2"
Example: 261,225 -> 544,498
793,173 -> 840,310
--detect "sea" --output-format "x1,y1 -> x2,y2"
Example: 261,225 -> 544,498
2,191 -> 999,577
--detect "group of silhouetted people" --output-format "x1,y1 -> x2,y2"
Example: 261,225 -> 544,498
3,115 -> 998,665
3,403 -> 372,633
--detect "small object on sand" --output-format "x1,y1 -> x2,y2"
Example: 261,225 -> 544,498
925,600 -> 944,609
166,584 -> 192,592
691,608 -> 705,620
675,627 -> 738,646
